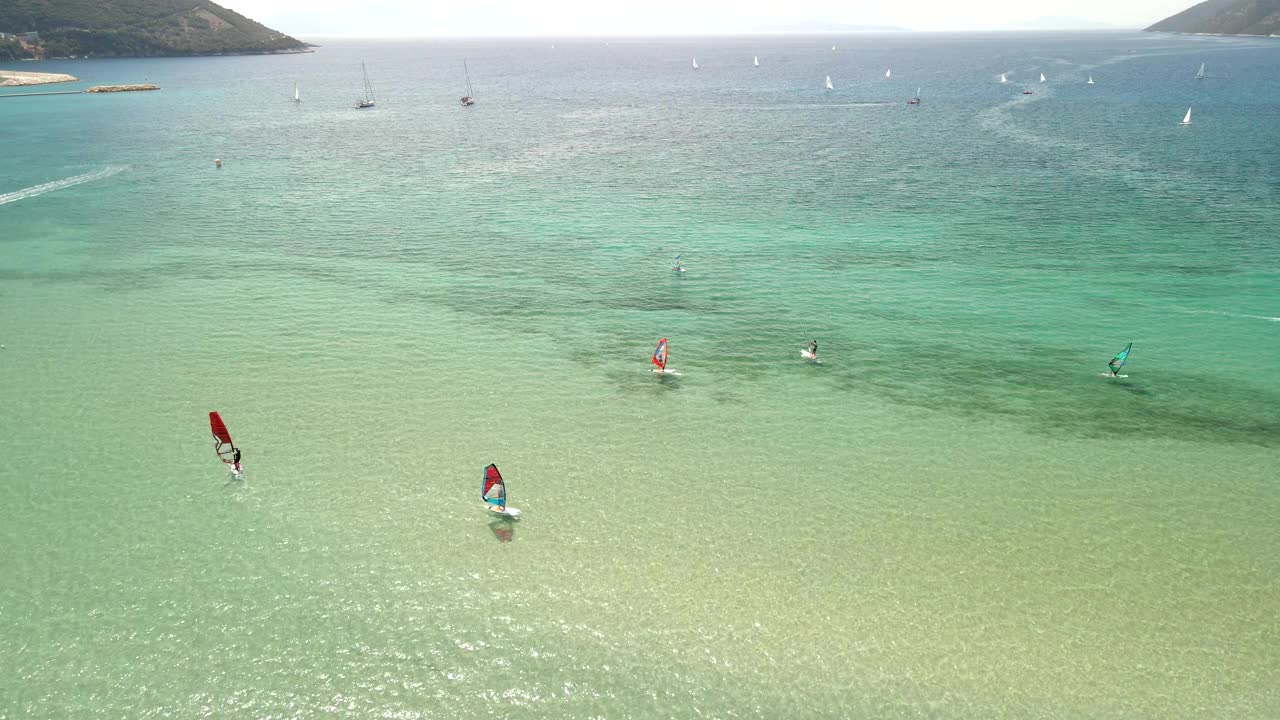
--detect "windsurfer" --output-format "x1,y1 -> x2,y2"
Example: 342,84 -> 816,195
232,448 -> 243,473
807,340 -> 818,357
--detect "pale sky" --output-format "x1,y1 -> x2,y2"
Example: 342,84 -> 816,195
231,0 -> 1197,36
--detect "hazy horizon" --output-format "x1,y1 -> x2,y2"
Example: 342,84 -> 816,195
227,0 -> 1197,37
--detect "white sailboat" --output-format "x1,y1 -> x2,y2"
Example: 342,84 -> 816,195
825,75 -> 834,91
293,81 -> 300,102
1180,106 -> 1192,126
692,58 -> 699,70
1000,73 -> 1007,84
1040,72 -> 1046,83
460,60 -> 476,106
885,68 -> 892,78
1087,75 -> 1095,84
1196,62 -> 1206,80
754,55 -> 759,67
907,87 -> 921,105
831,45 -> 836,51
355,62 -> 375,109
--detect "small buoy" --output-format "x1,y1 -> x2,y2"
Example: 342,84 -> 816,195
214,159 -> 222,169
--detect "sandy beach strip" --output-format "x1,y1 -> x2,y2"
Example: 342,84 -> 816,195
0,70 -> 79,87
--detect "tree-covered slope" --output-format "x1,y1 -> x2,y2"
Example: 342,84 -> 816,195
1146,0 -> 1280,35
0,0 -> 307,57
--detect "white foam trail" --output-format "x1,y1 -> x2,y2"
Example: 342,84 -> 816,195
1176,308 -> 1280,322
0,166 -> 125,206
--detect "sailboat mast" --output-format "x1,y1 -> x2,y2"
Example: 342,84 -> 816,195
463,60 -> 474,98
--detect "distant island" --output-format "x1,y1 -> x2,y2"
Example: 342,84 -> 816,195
1146,0 -> 1280,36
0,0 -> 307,59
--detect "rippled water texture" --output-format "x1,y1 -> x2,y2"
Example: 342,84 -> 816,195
1,32 -> 1278,718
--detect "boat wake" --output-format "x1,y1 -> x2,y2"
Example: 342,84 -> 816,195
0,166 -> 126,206
976,89 -> 1205,199
1162,306 -> 1280,323
752,103 -> 894,111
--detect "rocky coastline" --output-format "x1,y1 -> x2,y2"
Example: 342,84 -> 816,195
0,70 -> 79,87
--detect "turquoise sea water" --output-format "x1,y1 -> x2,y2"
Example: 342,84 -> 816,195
2,32 -> 1278,718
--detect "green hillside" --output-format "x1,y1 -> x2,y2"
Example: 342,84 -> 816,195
0,0 -> 307,58
1146,0 -> 1280,35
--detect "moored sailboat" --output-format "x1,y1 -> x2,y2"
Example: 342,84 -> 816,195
355,62 -> 375,109
460,60 -> 476,106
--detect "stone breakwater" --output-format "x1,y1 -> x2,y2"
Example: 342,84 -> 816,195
85,84 -> 160,93
0,70 -> 79,87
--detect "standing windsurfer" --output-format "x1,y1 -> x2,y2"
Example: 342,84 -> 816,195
807,340 -> 818,358
232,448 -> 243,474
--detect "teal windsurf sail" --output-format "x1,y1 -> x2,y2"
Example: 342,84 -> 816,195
1108,343 -> 1132,375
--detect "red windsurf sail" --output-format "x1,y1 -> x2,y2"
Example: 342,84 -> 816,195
209,411 -> 237,465
652,337 -> 668,371
482,464 -> 506,507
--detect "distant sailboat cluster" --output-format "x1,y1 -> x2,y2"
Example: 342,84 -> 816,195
297,49 -> 1209,127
